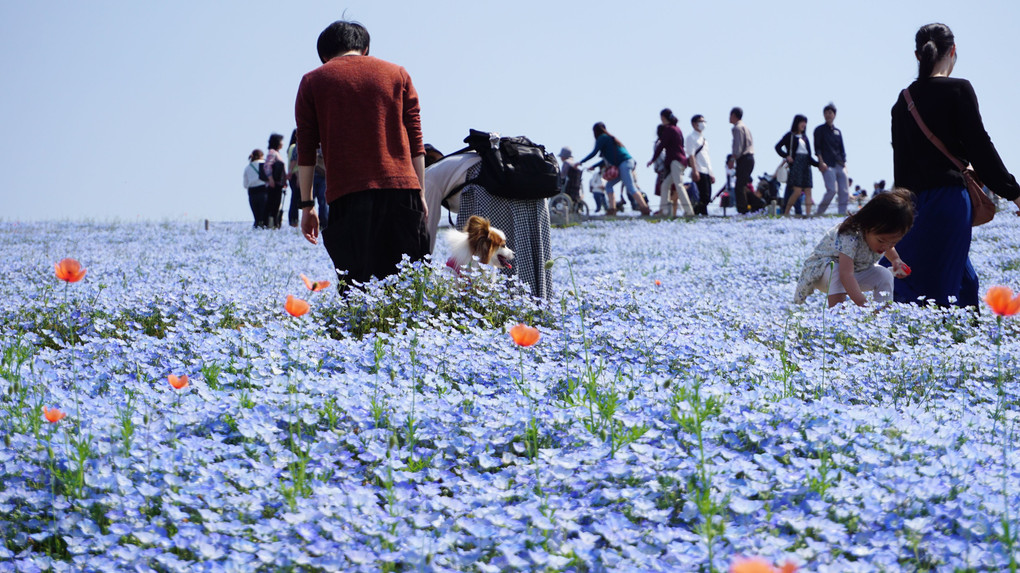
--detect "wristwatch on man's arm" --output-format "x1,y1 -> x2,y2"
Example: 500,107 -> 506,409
299,199 -> 315,209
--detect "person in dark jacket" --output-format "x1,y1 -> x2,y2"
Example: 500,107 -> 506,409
889,22 -> 1020,308
776,114 -> 820,216
813,103 -> 849,215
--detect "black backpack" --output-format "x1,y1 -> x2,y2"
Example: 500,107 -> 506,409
263,159 -> 285,188
457,129 -> 560,200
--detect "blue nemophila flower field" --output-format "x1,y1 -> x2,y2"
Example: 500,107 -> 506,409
1,214 -> 1019,572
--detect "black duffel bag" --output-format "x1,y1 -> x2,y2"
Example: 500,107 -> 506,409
458,129 -> 560,200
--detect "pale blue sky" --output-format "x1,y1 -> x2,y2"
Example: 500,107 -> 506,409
3,0 -> 1018,222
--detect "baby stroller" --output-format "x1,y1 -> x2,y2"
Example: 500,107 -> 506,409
757,173 -> 782,204
752,173 -> 781,213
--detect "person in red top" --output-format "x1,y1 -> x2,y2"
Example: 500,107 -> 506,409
646,109 -> 692,217
294,20 -> 429,291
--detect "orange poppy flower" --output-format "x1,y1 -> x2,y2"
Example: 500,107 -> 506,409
730,557 -> 796,573
655,280 -> 662,286
300,273 -> 331,292
985,286 -> 1020,317
43,406 -> 67,423
54,258 -> 87,283
285,295 -> 310,317
509,324 -> 540,347
168,374 -> 189,390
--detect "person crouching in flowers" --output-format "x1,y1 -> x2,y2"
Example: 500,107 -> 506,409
793,188 -> 914,307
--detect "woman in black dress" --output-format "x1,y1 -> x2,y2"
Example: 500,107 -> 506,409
776,114 -> 820,216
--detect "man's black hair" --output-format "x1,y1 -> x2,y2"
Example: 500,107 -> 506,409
823,102 -> 837,114
317,20 -> 370,63
730,107 -> 743,120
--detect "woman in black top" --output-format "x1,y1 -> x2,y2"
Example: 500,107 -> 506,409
890,23 -> 1020,308
776,115 -> 820,216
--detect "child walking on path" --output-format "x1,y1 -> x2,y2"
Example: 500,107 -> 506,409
794,189 -> 914,307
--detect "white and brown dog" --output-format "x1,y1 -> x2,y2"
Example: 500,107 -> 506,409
444,215 -> 514,275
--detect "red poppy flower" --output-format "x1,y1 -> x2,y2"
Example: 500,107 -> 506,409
285,295 -> 310,317
43,406 -> 67,423
55,258 -> 87,282
509,324 -> 540,347
168,374 -> 189,390
655,280 -> 662,286
986,286 -> 1020,317
300,273 -> 331,292
730,558 -> 797,573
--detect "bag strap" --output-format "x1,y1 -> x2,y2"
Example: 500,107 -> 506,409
444,181 -> 468,203
901,88 -> 967,172
428,144 -> 475,169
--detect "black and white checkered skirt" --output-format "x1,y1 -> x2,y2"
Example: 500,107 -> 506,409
455,163 -> 553,299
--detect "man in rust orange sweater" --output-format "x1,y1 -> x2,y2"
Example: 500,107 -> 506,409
295,20 -> 428,291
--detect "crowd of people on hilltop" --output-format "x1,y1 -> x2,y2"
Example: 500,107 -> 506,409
246,19 -> 1019,312
553,103 -> 862,220
250,103 -> 886,229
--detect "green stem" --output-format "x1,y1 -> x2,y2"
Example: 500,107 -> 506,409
995,315 -> 1005,423
518,346 -> 531,459
820,261 -> 833,398
46,429 -> 57,555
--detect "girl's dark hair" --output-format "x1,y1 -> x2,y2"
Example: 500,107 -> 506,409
268,133 -> 284,150
592,122 -> 624,148
838,188 -> 915,236
659,108 -> 678,126
317,20 -> 370,63
249,149 -> 264,162
791,114 -> 808,133
289,129 -> 297,147
915,23 -> 954,79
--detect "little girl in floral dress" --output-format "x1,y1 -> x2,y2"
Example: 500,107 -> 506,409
794,189 -> 914,307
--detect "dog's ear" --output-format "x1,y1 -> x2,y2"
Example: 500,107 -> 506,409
465,216 -> 489,245
464,215 -> 489,235
477,235 -> 495,263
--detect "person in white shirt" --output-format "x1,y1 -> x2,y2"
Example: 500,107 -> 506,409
243,149 -> 268,228
590,165 -> 607,212
423,151 -> 481,251
685,114 -> 715,216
